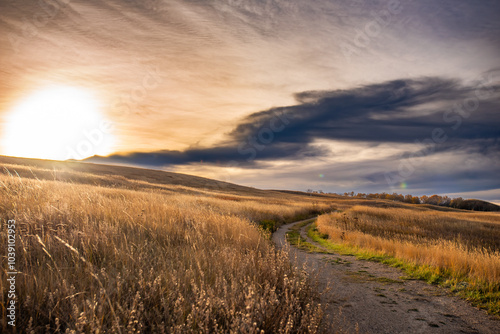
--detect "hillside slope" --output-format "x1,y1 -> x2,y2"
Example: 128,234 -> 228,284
0,155 -> 277,197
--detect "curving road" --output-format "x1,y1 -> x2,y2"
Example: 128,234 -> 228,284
273,219 -> 500,334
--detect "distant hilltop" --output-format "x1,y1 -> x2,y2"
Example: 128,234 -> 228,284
453,199 -> 500,212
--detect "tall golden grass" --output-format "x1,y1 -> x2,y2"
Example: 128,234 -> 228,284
0,167 -> 329,333
316,206 -> 500,287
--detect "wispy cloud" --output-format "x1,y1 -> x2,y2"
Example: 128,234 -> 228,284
1,0 -> 500,199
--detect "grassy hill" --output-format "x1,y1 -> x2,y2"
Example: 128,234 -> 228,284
0,155 -> 333,332
0,155 -> 278,196
458,199 -> 500,211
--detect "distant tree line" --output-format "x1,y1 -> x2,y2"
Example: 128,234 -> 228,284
342,192 -> 500,212
304,189 -> 499,212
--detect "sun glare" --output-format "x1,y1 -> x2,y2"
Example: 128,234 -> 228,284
1,86 -> 115,160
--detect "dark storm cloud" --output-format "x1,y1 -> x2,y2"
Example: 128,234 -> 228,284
90,74 -> 500,167
230,75 -> 500,144
89,142 -> 330,167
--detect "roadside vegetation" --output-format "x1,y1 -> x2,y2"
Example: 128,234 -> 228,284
0,162 -> 333,333
314,206 -> 500,315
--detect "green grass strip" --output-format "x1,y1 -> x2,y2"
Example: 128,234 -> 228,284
285,220 -> 330,253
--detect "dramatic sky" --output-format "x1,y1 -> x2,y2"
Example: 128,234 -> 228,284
1,0 -> 499,202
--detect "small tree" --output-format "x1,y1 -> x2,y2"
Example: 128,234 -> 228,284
427,195 -> 442,205
450,197 -> 464,208
404,194 -> 413,203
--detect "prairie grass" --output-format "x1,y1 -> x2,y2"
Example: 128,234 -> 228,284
0,165 -> 330,333
315,206 -> 500,314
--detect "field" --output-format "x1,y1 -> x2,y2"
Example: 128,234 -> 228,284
315,204 -> 500,314
0,157 -> 335,333
1,156 -> 500,333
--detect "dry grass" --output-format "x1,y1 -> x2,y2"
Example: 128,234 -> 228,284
329,205 -> 500,252
316,206 -> 500,313
0,163 -> 330,333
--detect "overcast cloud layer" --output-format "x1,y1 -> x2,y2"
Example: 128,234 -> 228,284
1,0 -> 499,201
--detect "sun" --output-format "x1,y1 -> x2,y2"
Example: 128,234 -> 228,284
1,85 -> 115,160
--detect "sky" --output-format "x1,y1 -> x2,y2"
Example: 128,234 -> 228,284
0,0 -> 499,202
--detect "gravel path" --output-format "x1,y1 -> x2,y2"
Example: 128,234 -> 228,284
273,219 -> 500,334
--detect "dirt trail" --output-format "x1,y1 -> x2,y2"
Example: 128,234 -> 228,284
273,219 -> 499,334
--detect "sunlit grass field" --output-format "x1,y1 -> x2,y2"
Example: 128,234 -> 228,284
0,160 -> 334,333
315,205 -> 500,315
2,156 -> 500,332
